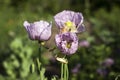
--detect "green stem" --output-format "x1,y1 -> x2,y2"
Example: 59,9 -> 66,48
61,63 -> 64,80
66,64 -> 69,80
64,64 -> 66,80
38,41 -> 41,62
60,58 -> 69,80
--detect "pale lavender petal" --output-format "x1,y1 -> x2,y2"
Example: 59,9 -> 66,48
23,21 -> 30,28
55,34 -> 62,49
54,10 -> 75,28
72,12 -> 83,26
70,41 -> 78,54
77,24 -> 86,33
38,21 -> 52,41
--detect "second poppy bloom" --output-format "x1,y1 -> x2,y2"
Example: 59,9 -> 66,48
54,10 -> 85,33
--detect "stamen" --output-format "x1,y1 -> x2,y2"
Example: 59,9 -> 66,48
66,42 -> 71,48
65,21 -> 73,27
61,21 -> 77,33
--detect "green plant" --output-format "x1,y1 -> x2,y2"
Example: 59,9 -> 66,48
3,37 -> 33,78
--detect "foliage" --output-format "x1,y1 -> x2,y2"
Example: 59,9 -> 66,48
3,37 -> 33,78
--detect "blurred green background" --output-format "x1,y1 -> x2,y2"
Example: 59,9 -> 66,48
0,0 -> 120,80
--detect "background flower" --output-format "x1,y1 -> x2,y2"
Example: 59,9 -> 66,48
79,40 -> 90,48
71,63 -> 81,74
54,10 -> 85,33
23,20 -> 52,41
55,32 -> 78,55
97,68 -> 108,76
101,58 -> 114,67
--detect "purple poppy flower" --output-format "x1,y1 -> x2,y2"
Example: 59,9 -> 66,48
54,10 -> 85,33
23,20 -> 52,41
55,32 -> 78,55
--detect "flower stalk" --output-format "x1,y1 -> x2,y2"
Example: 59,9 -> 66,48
56,56 -> 69,80
60,58 -> 69,80
38,41 -> 42,62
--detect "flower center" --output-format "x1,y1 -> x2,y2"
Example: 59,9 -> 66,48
66,42 -> 71,49
65,21 -> 74,27
61,21 -> 77,33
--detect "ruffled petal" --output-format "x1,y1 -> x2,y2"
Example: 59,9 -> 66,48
55,32 -> 78,55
